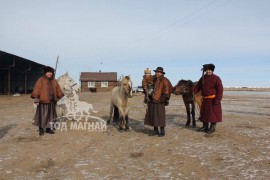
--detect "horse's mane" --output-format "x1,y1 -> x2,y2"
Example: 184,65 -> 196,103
177,79 -> 194,92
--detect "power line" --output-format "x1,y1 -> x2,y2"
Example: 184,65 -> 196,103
67,0 -> 232,60
87,0 -> 218,59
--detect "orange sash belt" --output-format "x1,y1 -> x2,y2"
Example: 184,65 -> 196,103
203,94 -> 216,99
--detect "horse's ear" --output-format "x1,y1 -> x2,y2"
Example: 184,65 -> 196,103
188,80 -> 194,89
125,76 -> 130,80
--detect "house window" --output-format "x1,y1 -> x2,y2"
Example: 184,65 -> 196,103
88,81 -> 95,88
101,81 -> 108,88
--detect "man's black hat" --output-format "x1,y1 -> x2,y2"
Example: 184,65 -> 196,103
154,67 -> 165,74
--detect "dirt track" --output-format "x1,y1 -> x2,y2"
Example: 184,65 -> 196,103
0,91 -> 270,179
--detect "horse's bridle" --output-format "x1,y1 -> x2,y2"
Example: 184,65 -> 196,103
64,82 -> 78,93
122,82 -> 133,98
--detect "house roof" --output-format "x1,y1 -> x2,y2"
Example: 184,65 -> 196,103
80,72 -> 117,81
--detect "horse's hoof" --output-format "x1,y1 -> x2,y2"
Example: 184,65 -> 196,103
192,124 -> 197,128
185,124 -> 190,127
119,126 -> 123,130
107,120 -> 110,125
125,126 -> 130,131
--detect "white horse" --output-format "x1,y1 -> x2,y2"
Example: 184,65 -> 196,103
56,73 -> 98,120
57,72 -> 80,94
107,75 -> 133,130
56,73 -> 80,117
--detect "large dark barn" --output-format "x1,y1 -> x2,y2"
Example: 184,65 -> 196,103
0,50 -> 45,95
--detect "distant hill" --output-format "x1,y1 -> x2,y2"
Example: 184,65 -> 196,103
224,87 -> 270,91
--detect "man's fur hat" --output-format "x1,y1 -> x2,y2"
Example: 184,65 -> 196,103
202,64 -> 215,71
44,66 -> 55,73
144,68 -> 151,74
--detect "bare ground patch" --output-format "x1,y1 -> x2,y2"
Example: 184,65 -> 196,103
0,91 -> 270,179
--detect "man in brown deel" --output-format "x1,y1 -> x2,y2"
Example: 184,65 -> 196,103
31,66 -> 64,136
193,63 -> 223,133
144,67 -> 172,137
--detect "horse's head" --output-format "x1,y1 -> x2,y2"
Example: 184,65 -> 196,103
121,75 -> 133,98
172,79 -> 194,95
57,73 -> 79,94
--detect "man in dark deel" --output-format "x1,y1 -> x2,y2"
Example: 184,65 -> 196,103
193,63 -> 223,133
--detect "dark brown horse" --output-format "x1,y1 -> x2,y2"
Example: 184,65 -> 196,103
172,79 -> 202,127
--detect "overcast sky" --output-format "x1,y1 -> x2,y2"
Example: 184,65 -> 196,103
1,0 -> 269,87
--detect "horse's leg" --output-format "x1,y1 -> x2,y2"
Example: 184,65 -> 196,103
185,102 -> 191,127
191,102 -> 196,127
113,105 -> 119,125
118,108 -> 125,130
125,115 -> 129,130
119,115 -> 124,130
107,102 -> 114,124
123,107 -> 129,130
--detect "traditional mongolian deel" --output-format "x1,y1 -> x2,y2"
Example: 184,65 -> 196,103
31,66 -> 64,133
145,76 -> 172,127
194,70 -> 223,123
194,64 -> 223,123
144,67 -> 172,128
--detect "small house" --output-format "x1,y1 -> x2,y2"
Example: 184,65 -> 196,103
80,72 -> 118,92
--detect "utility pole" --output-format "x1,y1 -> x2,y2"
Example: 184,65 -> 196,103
55,55 -> 59,75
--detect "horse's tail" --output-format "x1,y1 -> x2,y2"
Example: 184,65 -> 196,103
107,101 -> 113,124
194,91 -> 202,120
194,91 -> 202,110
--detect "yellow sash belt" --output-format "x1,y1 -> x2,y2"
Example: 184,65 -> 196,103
203,94 -> 216,99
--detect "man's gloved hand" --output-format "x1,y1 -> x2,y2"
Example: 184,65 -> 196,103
34,98 -> 40,106
146,95 -> 150,102
159,95 -> 169,105
214,99 -> 220,105
165,99 -> 169,106
152,99 -> 159,103
144,94 -> 150,103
